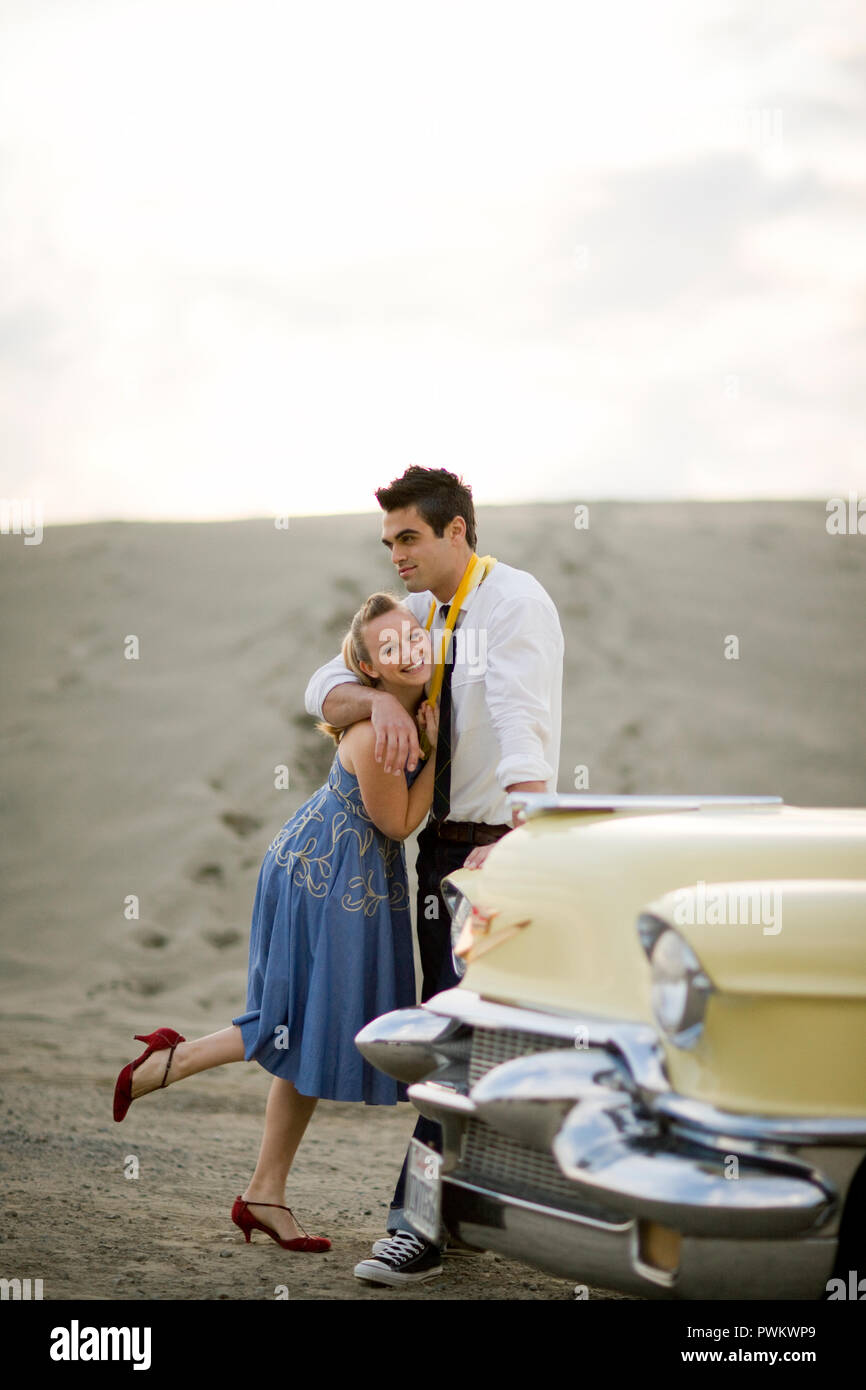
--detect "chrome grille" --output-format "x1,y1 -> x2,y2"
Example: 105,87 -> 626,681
459,1118 -> 627,1222
468,1024 -> 574,1087
458,1025 -> 628,1223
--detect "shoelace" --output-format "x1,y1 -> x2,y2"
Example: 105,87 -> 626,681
377,1232 -> 427,1264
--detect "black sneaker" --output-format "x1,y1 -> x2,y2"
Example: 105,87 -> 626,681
373,1233 -> 485,1258
354,1231 -> 443,1286
370,1236 -> 396,1257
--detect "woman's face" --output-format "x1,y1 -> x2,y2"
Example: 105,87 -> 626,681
359,608 -> 432,691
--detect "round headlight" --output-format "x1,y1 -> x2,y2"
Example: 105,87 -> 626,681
646,925 -> 713,1047
442,881 -> 473,978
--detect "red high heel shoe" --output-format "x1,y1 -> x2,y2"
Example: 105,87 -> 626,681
231,1196 -> 331,1253
113,1027 -> 186,1122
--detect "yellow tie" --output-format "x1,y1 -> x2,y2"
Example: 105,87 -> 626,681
418,553 -> 497,758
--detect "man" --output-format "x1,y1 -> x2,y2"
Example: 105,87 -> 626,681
304,466 -> 564,1284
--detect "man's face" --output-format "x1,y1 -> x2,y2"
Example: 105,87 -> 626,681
380,504 -> 463,594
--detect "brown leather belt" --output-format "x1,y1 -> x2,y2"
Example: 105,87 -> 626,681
427,816 -> 512,846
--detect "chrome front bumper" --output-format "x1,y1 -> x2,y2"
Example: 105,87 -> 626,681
355,989 -> 863,1300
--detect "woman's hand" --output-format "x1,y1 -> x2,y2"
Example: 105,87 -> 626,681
416,698 -> 439,752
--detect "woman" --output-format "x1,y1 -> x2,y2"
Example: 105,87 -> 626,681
113,592 -> 439,1253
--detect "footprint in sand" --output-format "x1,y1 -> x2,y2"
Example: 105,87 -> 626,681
220,811 -> 263,838
127,977 -> 166,998
87,976 -> 166,998
137,929 -> 169,949
202,928 -> 242,950
192,863 -> 225,885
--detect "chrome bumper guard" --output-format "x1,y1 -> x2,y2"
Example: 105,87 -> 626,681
355,991 -> 844,1258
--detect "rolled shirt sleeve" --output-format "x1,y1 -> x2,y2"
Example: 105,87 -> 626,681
484,596 -> 564,791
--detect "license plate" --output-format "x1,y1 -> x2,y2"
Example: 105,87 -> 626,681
405,1138 -> 442,1243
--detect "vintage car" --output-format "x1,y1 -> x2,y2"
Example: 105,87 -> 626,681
355,793 -> 866,1299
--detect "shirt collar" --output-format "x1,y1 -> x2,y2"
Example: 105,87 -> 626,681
439,575 -> 485,616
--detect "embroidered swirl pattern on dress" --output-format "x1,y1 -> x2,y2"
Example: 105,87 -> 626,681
266,756 -> 409,913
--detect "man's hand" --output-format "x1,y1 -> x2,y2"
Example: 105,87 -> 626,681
464,779 -> 546,866
463,843 -> 495,870
505,779 -> 546,828
371,691 -> 422,775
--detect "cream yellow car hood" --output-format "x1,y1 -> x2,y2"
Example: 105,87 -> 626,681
445,804 -> 866,1021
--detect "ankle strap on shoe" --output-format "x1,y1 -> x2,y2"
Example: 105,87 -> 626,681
243,1200 -> 308,1235
160,1044 -> 179,1089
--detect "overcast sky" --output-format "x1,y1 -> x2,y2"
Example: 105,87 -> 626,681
1,0 -> 864,523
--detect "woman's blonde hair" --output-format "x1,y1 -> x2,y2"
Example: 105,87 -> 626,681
315,591 -> 416,745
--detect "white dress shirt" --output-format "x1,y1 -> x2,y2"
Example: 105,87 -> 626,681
304,560 -> 564,826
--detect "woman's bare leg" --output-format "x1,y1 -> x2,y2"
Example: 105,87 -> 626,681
128,1030 -> 322,1241
240,1077 -> 320,1243
129,1025 -> 245,1098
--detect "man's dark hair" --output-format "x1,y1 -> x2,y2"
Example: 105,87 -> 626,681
374,466 -> 477,550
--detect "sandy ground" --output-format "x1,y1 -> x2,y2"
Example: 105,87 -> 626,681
0,1015 -> 584,1301
1,500 -> 864,1301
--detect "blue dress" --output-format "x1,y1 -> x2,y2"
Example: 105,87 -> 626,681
231,744 -> 421,1104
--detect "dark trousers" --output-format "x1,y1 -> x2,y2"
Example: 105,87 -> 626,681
388,821 -> 474,1240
